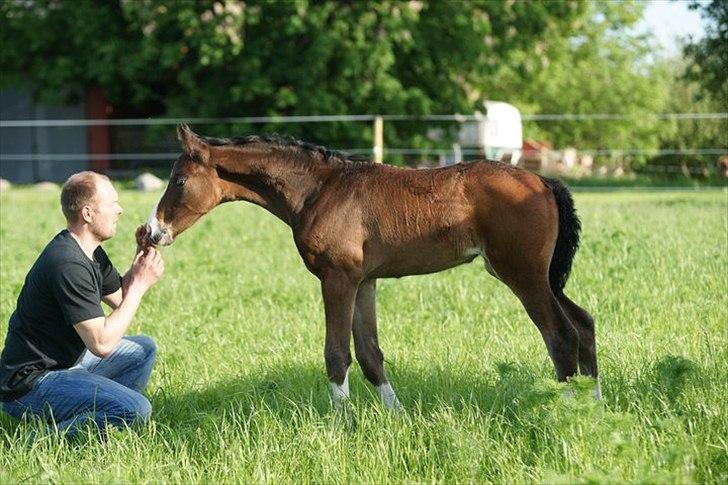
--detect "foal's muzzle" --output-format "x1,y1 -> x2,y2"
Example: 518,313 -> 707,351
147,216 -> 174,246
149,229 -> 166,245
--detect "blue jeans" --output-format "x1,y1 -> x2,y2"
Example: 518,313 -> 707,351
1,335 -> 156,437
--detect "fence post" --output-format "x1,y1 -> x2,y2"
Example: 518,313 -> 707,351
86,87 -> 111,173
373,115 -> 383,163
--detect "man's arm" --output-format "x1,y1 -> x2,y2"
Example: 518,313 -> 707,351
75,248 -> 164,358
75,285 -> 146,357
101,269 -> 133,309
102,288 -> 123,310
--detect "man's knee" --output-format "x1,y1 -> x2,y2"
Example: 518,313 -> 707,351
116,392 -> 152,424
126,335 -> 157,359
135,395 -> 152,422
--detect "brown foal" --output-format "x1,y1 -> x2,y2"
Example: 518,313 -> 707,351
148,125 -> 599,410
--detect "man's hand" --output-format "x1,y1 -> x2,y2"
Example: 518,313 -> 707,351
127,247 -> 165,294
135,224 -> 153,254
122,225 -> 158,297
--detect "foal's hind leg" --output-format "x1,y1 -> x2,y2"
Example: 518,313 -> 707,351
557,294 -> 601,399
556,294 -> 598,378
352,279 -> 401,411
489,259 -> 580,381
516,284 -> 580,381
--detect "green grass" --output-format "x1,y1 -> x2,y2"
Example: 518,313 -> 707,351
1,187 -> 726,483
561,174 -> 728,189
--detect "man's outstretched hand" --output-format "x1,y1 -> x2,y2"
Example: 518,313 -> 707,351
123,225 -> 159,297
135,224 -> 154,254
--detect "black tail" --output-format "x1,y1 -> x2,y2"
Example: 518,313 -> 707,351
541,177 -> 581,295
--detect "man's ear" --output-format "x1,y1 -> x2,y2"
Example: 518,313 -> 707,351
177,124 -> 210,162
80,205 -> 94,224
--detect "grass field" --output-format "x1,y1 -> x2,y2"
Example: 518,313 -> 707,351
1,187 -> 726,483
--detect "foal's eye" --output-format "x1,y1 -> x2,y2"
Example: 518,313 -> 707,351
175,177 -> 187,187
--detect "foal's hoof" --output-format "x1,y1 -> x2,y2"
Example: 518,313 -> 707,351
594,379 -> 603,400
560,376 -> 602,401
386,399 -> 404,416
333,403 -> 356,430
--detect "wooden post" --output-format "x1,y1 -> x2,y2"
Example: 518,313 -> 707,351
373,115 -> 383,163
86,86 -> 112,173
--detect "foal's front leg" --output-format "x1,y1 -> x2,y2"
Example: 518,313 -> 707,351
353,279 -> 402,411
321,270 -> 359,410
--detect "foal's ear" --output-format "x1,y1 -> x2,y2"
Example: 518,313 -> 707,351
177,124 -> 210,162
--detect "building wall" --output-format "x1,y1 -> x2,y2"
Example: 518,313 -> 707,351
0,88 -> 89,183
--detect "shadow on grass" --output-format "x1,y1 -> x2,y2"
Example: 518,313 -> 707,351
150,353 -> 708,433
151,361 -> 578,432
144,360 -> 568,457
159,360 -> 512,410
605,354 -> 704,414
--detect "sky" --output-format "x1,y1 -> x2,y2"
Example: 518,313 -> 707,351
638,0 -> 707,54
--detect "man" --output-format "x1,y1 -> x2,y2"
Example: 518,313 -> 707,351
0,171 -> 163,437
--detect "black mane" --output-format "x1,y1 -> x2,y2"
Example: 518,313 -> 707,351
201,134 -> 371,165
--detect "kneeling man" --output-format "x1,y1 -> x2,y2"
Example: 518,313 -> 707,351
0,171 -> 162,437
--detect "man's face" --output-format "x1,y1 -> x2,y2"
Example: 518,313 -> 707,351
88,179 -> 123,241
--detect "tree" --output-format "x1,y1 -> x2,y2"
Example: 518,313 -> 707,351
481,0 -> 673,157
651,56 -> 728,177
0,0 -> 586,152
684,0 -> 728,103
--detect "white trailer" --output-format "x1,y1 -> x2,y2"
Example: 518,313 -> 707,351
455,100 -> 523,165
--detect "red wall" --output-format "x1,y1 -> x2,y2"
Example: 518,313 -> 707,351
85,87 -> 111,173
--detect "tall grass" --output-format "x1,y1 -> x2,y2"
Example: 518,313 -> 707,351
1,188 -> 726,483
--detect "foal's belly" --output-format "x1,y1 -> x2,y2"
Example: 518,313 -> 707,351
365,248 -> 479,279
363,216 -> 482,278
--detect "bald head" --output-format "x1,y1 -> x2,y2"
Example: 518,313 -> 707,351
60,171 -> 110,223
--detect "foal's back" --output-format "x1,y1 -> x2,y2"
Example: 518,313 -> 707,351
326,160 -> 551,229
305,160 -> 554,279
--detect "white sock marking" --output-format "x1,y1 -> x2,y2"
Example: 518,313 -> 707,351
329,369 -> 350,410
377,382 -> 402,411
594,378 -> 602,400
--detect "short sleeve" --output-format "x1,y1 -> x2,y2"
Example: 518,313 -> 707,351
94,247 -> 122,296
51,262 -> 105,325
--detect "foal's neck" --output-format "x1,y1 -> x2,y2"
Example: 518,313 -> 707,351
216,146 -> 329,227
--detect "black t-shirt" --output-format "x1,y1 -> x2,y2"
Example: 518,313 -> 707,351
0,230 -> 121,401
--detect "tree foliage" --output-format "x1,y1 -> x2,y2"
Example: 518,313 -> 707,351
683,0 -> 728,103
649,55 -> 728,176
0,0 -> 710,163
483,1 -> 673,153
1,0 -> 585,148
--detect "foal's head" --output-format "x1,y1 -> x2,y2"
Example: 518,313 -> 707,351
147,125 -> 222,245
148,124 -> 341,245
